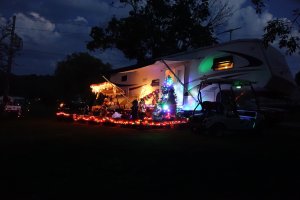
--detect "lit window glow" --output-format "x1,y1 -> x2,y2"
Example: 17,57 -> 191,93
213,60 -> 233,71
212,56 -> 234,71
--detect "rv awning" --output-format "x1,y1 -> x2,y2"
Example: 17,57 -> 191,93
90,82 -> 125,97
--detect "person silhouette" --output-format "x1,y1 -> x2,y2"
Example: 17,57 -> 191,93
131,99 -> 139,120
139,99 -> 146,120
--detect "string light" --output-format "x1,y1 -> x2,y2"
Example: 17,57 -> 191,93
56,111 -> 188,127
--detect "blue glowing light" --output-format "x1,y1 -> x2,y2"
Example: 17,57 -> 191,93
163,104 -> 169,111
166,76 -> 173,87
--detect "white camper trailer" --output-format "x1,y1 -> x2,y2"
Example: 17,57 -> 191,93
109,39 -> 296,112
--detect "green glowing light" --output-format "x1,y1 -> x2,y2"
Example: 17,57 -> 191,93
198,56 -> 213,73
163,104 -> 169,111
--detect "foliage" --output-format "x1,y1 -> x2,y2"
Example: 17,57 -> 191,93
0,18 -> 22,72
87,0 -> 232,64
251,0 -> 266,14
0,22 -> 10,71
262,14 -> 300,55
252,1 -> 300,55
54,52 -> 111,100
0,72 -> 57,104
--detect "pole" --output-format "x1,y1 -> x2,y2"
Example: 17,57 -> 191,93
4,15 -> 16,102
217,27 -> 241,41
102,75 -> 130,102
161,60 -> 198,102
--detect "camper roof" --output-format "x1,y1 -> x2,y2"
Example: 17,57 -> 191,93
109,39 -> 264,74
109,59 -> 155,73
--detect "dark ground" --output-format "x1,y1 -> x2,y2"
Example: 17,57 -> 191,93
1,116 -> 300,200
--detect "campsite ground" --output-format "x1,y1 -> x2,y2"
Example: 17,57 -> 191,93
1,116 -> 300,199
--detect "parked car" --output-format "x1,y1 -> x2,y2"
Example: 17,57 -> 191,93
0,96 -> 27,118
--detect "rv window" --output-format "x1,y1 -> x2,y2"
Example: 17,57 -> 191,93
212,56 -> 233,71
151,79 -> 160,86
121,75 -> 127,82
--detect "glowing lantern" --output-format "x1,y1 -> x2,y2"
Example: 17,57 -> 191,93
90,82 -> 124,97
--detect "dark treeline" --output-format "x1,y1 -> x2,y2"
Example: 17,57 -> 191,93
0,52 -> 111,107
0,71 -> 57,104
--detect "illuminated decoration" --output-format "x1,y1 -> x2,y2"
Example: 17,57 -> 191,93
56,112 -> 71,118
165,76 -> 173,87
90,82 -> 124,98
139,85 -> 152,99
153,75 -> 177,121
163,104 -> 169,111
56,111 -> 188,128
139,88 -> 160,104
56,75 -> 188,128
212,56 -> 234,71
90,82 -> 112,94
139,85 -> 159,103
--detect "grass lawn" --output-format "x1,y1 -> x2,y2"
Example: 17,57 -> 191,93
1,117 -> 300,199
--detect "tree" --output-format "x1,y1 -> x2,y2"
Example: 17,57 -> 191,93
295,71 -> 300,86
54,52 -> 111,100
1,16 -> 22,102
251,0 -> 266,14
0,23 -> 10,71
0,17 -> 22,72
252,1 -> 300,55
263,10 -> 300,55
87,0 -> 233,64
153,75 -> 177,120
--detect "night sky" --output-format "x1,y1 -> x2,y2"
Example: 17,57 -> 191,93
1,0 -> 299,76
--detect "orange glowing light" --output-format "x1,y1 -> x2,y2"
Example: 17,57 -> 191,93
90,82 -> 124,97
56,112 -> 71,117
213,60 -> 233,71
57,111 -> 188,128
139,85 -> 154,99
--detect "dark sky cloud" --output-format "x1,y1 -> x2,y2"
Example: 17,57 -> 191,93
0,0 -> 299,76
1,0 -> 133,75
